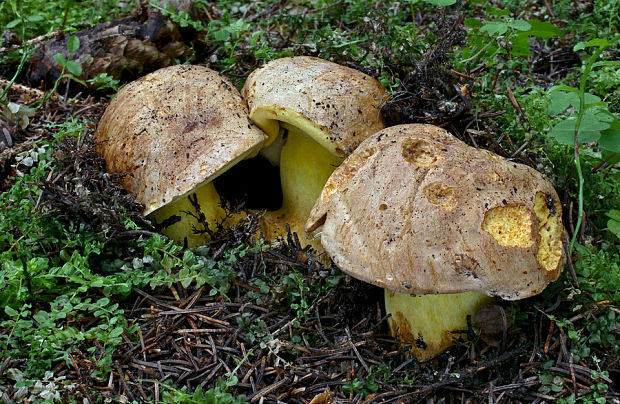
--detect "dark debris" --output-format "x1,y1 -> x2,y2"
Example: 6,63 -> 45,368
4,237 -> 616,403
380,9 -> 469,131
39,133 -> 152,240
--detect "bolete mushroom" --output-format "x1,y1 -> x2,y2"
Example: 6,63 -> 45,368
241,56 -> 388,250
306,124 -> 565,361
95,65 -> 267,247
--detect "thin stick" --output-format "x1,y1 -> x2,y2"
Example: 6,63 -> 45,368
346,327 -> 369,373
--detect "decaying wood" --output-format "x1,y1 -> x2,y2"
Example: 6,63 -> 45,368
1,77 -> 46,101
0,30 -> 63,54
28,12 -> 194,90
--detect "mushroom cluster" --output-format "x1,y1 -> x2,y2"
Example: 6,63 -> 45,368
95,60 -> 566,362
95,58 -> 388,249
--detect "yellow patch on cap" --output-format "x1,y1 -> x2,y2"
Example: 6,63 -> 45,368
534,192 -> 563,271
482,204 -> 534,248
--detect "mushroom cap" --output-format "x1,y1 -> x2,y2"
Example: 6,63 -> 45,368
95,64 -> 267,215
241,56 -> 388,157
306,124 -> 565,300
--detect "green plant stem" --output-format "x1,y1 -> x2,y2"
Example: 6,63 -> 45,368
461,37 -> 496,64
5,303 -> 29,343
226,348 -> 253,386
61,0 -> 72,30
34,66 -> 67,108
570,151 -> 584,253
0,0 -> 31,103
20,255 -> 32,296
0,48 -> 34,102
569,45 -> 605,254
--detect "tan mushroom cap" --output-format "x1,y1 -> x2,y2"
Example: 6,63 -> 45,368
306,124 -> 565,300
241,56 -> 388,157
95,64 -> 267,216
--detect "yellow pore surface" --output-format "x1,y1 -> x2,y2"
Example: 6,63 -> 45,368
385,290 -> 492,361
149,181 -> 226,248
481,193 -> 563,272
261,125 -> 342,244
481,204 -> 534,248
533,192 -> 563,271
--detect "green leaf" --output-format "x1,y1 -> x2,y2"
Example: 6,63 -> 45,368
225,374 -> 238,387
591,61 -> 620,68
96,297 -> 110,306
584,38 -> 610,48
486,7 -> 511,15
109,326 -> 124,338
480,22 -> 508,36
607,210 -> 620,222
547,110 -> 611,145
547,91 -> 602,115
548,91 -> 577,115
181,275 -> 192,288
581,93 -> 603,106
464,18 -> 483,29
508,20 -> 531,31
524,19 -> 561,38
424,0 -> 456,5
66,61 -> 82,76
4,306 -> 19,317
548,85 -> 579,94
574,38 -> 610,52
512,33 -> 532,56
579,108 -> 612,139
586,107 -> 615,124
6,19 -> 21,29
213,29 -> 230,41
53,53 -> 67,67
91,278 -> 104,287
67,36 -> 80,53
599,120 -> 620,152
33,310 -> 49,323
573,42 -> 586,51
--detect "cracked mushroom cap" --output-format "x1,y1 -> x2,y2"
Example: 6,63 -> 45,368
306,124 -> 565,300
94,64 -> 267,216
241,56 -> 388,157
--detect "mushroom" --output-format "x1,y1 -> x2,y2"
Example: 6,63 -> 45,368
241,56 -> 388,250
306,124 -> 565,360
95,65 -> 267,247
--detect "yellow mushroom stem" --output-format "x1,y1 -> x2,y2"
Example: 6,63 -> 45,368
261,124 -> 343,249
385,290 -> 493,361
385,191 -> 564,361
149,182 -> 228,248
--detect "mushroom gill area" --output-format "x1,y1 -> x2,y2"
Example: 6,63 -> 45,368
260,125 -> 343,248
149,182 -> 228,248
149,125 -> 343,249
149,154 -> 282,248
